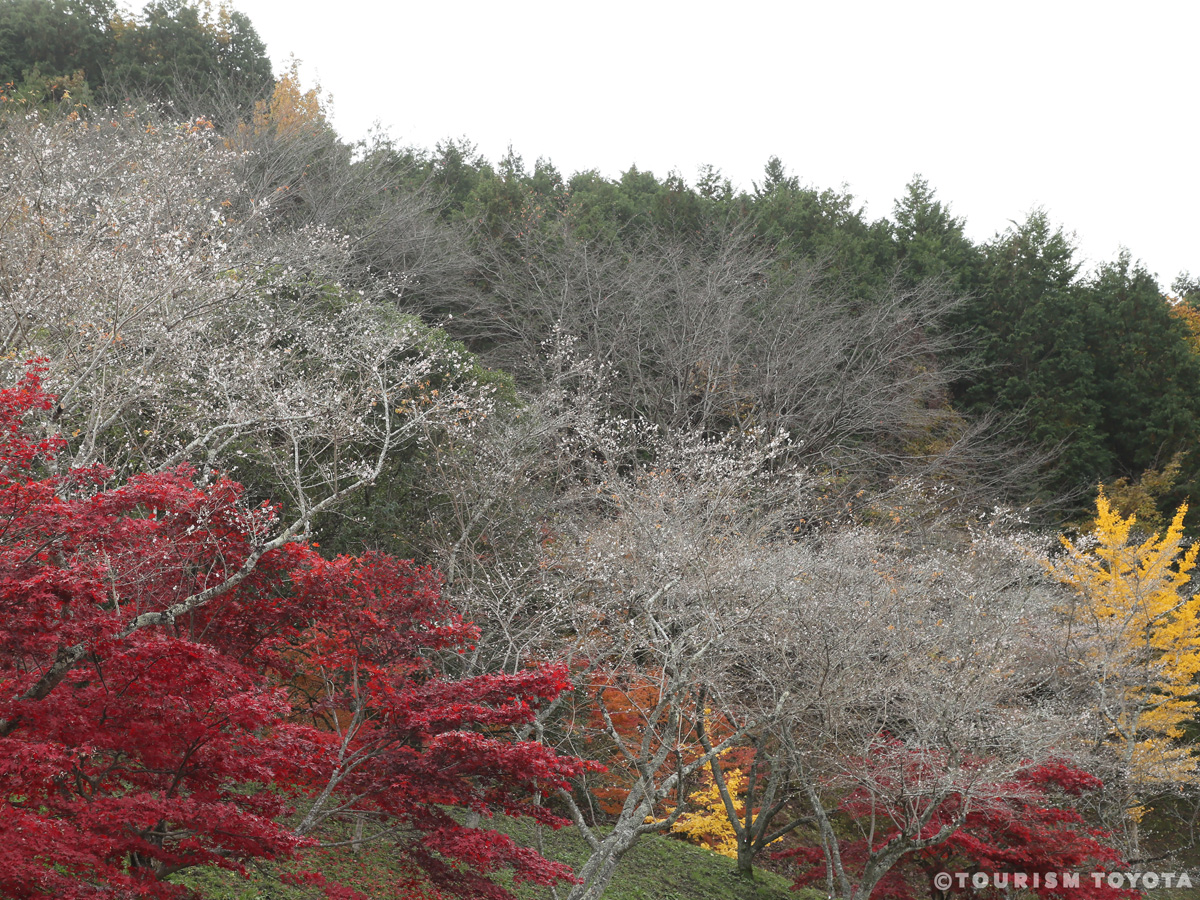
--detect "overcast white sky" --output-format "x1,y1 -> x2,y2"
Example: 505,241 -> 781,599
201,0 -> 1197,287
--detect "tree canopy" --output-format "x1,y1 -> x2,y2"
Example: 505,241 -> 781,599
3,3 -> 1200,897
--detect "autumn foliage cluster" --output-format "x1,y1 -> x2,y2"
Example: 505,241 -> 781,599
786,753 -> 1138,900
6,8 -> 1200,895
0,371 -> 581,900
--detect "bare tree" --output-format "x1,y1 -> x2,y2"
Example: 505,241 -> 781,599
0,109 -> 492,510
396,336 -> 1074,899
0,108 -> 498,736
459,223 -> 968,462
401,341 -> 802,897
752,527 -> 1079,900
695,719 -> 811,878
221,86 -> 479,315
533,427 -> 798,900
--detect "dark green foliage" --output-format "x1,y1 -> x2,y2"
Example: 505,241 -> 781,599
892,175 -> 981,293
557,165 -> 730,242
0,0 -> 115,94
695,163 -> 733,202
1173,271 -> 1200,306
1085,254 -> 1200,493
953,211 -> 1108,492
426,137 -> 492,216
750,156 -> 896,293
462,146 -> 543,240
952,212 -> 1200,507
566,166 -> 667,241
0,0 -> 272,115
109,0 -> 273,115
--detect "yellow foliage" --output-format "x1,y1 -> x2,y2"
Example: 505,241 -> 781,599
232,59 -> 329,147
671,769 -> 743,857
1171,301 -> 1200,356
657,756 -> 752,858
1053,490 -> 1200,787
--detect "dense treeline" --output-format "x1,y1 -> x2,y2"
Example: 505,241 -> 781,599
3,3 -> 1200,900
0,0 -> 272,112
5,0 -> 1199,519
399,143 -> 1200,518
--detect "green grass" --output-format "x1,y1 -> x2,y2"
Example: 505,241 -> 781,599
171,819 -> 1200,899
172,815 -> 821,900
490,815 -> 817,900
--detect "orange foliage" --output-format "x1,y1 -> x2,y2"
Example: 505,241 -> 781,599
576,668 -> 742,822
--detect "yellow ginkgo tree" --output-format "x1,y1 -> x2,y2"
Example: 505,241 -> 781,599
665,762 -> 748,858
1052,490 -> 1200,851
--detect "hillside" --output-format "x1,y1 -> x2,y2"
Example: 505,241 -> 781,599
176,817 -> 824,900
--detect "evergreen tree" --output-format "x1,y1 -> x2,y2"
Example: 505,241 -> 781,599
0,0 -> 115,102
892,175 -> 981,293
110,0 -> 273,115
954,211 -> 1110,495
1083,253 -> 1200,491
0,0 -> 272,115
750,156 -> 895,292
955,213 -> 1200,507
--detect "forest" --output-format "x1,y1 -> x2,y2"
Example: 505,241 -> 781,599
3,2 -> 1200,899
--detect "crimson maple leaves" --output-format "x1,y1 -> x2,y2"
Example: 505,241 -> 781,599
0,363 -> 1147,899
0,369 -> 581,899
786,749 -> 1136,900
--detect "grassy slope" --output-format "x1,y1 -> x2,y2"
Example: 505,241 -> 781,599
175,814 -> 823,900
175,811 -> 1200,899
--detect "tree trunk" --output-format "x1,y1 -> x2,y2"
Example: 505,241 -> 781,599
565,823 -> 642,900
735,839 -> 757,879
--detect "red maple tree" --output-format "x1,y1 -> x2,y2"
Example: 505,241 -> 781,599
786,752 -> 1136,900
0,368 -> 583,899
